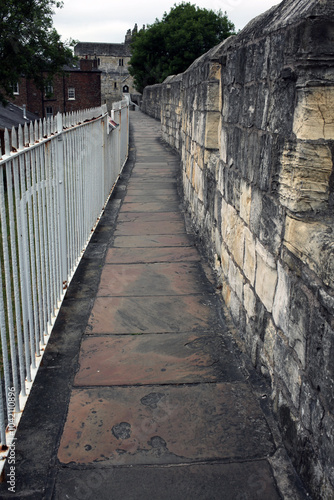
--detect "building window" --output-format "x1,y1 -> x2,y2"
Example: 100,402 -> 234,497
45,84 -> 54,97
97,58 -> 100,66
13,83 -> 19,95
123,85 -> 129,93
114,82 -> 117,89
68,87 -> 75,100
119,59 -> 124,66
46,106 -> 53,119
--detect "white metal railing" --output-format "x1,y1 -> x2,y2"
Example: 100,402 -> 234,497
0,101 -> 129,466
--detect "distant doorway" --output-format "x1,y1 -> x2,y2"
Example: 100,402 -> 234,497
123,85 -> 129,93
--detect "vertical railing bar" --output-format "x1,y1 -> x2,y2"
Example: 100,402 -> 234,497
36,144 -> 47,346
77,127 -> 85,258
65,132 -> 72,275
56,113 -> 67,289
0,375 -> 6,446
54,129 -> 62,302
68,131 -> 75,273
54,126 -> 62,302
30,146 -> 43,351
19,151 -> 36,370
13,155 -> 31,381
0,169 -> 12,414
40,142 -> 51,331
26,149 -> 40,358
46,138 -> 56,318
7,157 -> 26,399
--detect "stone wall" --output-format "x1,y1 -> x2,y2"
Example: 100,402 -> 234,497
141,0 -> 334,498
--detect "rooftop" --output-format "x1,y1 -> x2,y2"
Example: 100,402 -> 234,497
0,102 -> 39,130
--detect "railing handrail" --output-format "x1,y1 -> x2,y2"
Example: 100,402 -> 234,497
0,106 -> 107,164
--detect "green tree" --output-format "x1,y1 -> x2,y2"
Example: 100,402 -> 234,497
0,0 -> 75,104
129,2 -> 235,93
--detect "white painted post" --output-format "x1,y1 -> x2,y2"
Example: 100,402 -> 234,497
56,113 -> 68,286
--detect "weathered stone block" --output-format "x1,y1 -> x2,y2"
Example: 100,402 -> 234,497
255,241 -> 278,313
223,284 -> 241,325
275,336 -> 301,408
193,143 -> 204,170
244,283 -> 256,320
204,111 -> 220,149
240,180 -> 252,225
224,169 -> 241,213
223,85 -> 242,124
240,84 -> 258,129
220,242 -> 230,278
273,262 -> 290,334
241,130 -> 262,184
204,150 -> 219,174
308,310 -> 334,413
293,87 -> 334,140
256,133 -> 273,191
300,381 -> 324,434
191,162 -> 204,201
208,61 -> 221,81
223,204 -> 245,270
220,127 -> 228,163
279,141 -> 333,212
266,79 -> 295,135
320,414 -> 334,487
205,81 -> 221,111
284,217 -> 334,289
286,281 -> 310,368
254,194 -> 284,256
255,84 -> 270,130
228,258 -> 244,302
214,191 -> 222,228
243,226 -> 256,286
263,317 -> 277,366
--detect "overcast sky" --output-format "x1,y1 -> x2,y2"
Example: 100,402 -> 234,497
52,0 -> 280,44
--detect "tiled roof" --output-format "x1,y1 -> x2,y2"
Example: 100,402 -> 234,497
0,102 -> 39,130
75,42 -> 131,58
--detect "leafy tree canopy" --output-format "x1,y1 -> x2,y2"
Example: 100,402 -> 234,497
0,0 -> 75,104
129,2 -> 235,93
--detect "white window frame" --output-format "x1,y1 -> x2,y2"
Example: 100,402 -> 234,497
46,106 -> 53,119
45,84 -> 54,97
13,83 -> 19,95
68,87 -> 75,100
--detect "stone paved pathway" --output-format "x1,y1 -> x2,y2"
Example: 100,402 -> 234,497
0,111 -> 308,499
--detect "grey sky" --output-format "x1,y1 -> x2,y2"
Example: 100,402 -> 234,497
52,0 -> 280,44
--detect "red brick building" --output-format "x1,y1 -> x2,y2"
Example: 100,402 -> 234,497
12,59 -> 101,119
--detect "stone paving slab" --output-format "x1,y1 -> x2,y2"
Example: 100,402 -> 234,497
87,295 -> 220,334
106,246 -> 200,264
53,461 -> 281,500
97,262 -> 212,297
133,157 -> 171,163
119,201 -> 180,212
113,233 -> 195,248
117,211 -> 183,223
74,333 -> 244,386
126,188 -> 177,195
114,219 -> 185,235
124,194 -> 180,203
129,167 -> 177,174
58,383 -> 275,466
